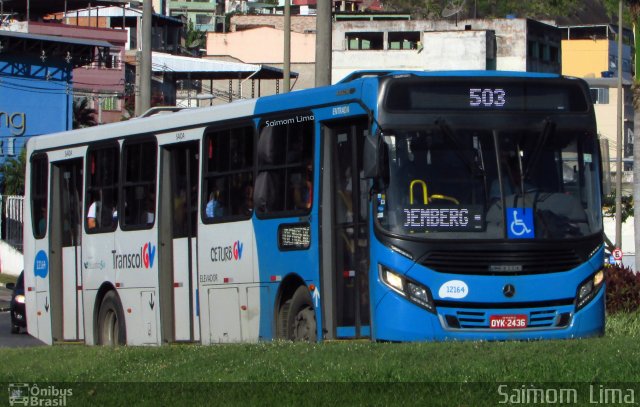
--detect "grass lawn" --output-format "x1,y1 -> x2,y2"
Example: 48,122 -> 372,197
1,312 -> 639,406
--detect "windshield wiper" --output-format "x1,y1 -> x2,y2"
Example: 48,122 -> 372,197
523,118 -> 555,181
436,118 -> 484,177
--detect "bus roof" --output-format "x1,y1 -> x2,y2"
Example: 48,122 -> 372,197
337,70 -> 563,84
27,69 -> 575,154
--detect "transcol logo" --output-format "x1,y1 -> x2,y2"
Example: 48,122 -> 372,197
210,240 -> 243,262
112,242 -> 156,270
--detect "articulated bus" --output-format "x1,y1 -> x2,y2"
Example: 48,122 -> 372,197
24,71 -> 605,345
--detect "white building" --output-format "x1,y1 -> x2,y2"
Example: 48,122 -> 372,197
332,18 -> 561,83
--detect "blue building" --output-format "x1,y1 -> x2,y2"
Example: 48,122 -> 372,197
0,30 -> 110,172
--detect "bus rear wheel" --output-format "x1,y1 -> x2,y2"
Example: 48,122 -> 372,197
97,291 -> 126,346
287,286 -> 316,342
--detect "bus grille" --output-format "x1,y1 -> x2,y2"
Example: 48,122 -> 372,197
420,249 -> 582,275
444,309 -> 571,330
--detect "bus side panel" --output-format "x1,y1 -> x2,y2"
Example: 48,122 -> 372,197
81,229 -> 115,345
112,229 -> 160,346
32,245 -> 52,345
198,220 -> 257,343
253,215 -> 321,339
24,166 -> 53,345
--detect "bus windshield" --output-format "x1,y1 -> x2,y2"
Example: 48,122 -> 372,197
375,121 -> 602,240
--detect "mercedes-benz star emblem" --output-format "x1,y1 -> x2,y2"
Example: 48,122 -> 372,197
503,284 -> 516,298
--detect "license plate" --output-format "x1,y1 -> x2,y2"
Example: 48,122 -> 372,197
489,314 -> 527,329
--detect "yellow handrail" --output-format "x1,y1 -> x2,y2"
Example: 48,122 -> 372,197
430,194 -> 460,205
409,179 -> 428,205
409,180 -> 460,205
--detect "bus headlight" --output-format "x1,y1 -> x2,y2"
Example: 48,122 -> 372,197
15,294 -> 25,304
379,265 -> 435,314
576,269 -> 604,311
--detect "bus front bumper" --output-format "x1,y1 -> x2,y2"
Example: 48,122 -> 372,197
372,285 -> 605,342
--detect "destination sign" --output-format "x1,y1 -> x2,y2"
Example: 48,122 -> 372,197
278,222 -> 311,251
401,205 -> 484,232
384,79 -> 589,113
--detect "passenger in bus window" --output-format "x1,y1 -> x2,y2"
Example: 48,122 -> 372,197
206,189 -> 224,218
144,194 -> 156,224
87,200 -> 99,230
239,183 -> 253,216
292,161 -> 313,210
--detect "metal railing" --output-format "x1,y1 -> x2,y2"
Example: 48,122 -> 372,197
0,195 -> 24,252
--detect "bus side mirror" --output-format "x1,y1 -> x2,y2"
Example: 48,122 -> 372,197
363,136 -> 379,179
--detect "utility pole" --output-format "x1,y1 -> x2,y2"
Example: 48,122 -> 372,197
139,0 -> 152,115
315,0 -> 332,87
283,0 -> 290,93
615,0 -> 623,249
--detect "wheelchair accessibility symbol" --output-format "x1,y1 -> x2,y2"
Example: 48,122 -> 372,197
507,207 -> 534,239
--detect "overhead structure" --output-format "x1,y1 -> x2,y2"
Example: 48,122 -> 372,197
0,30 -> 111,67
151,52 -> 298,81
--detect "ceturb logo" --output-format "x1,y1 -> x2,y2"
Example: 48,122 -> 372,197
210,240 -> 243,262
113,242 -> 156,269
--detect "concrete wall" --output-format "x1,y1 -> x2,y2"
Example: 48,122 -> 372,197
207,26 -> 316,64
0,241 -> 23,277
206,26 -> 316,91
333,30 -> 489,83
229,15 -> 316,33
332,18 -> 558,83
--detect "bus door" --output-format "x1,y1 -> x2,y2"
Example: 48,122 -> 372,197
325,120 -> 371,338
49,158 -> 84,341
159,142 -> 200,342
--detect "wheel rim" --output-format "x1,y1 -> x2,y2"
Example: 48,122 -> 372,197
101,309 -> 118,346
292,306 -> 316,341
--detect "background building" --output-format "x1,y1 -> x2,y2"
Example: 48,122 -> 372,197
561,24 -> 635,180
0,30 -> 109,167
332,18 -> 562,83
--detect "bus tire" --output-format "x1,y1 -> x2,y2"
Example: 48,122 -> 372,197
287,286 -> 316,342
277,300 -> 292,340
97,291 -> 126,346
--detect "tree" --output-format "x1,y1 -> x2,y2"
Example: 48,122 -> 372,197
0,148 -> 26,196
73,98 -> 98,129
184,20 -> 206,56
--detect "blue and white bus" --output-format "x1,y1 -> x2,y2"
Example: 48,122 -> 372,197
23,70 -> 604,345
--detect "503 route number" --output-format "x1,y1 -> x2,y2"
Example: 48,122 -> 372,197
469,88 -> 506,108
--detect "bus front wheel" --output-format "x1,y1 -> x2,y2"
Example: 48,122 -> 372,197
287,286 -> 317,342
97,291 -> 126,346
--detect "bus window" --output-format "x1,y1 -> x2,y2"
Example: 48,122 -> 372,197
30,154 -> 48,239
203,125 -> 254,222
122,139 -> 157,229
85,143 -> 119,233
255,113 -> 314,216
